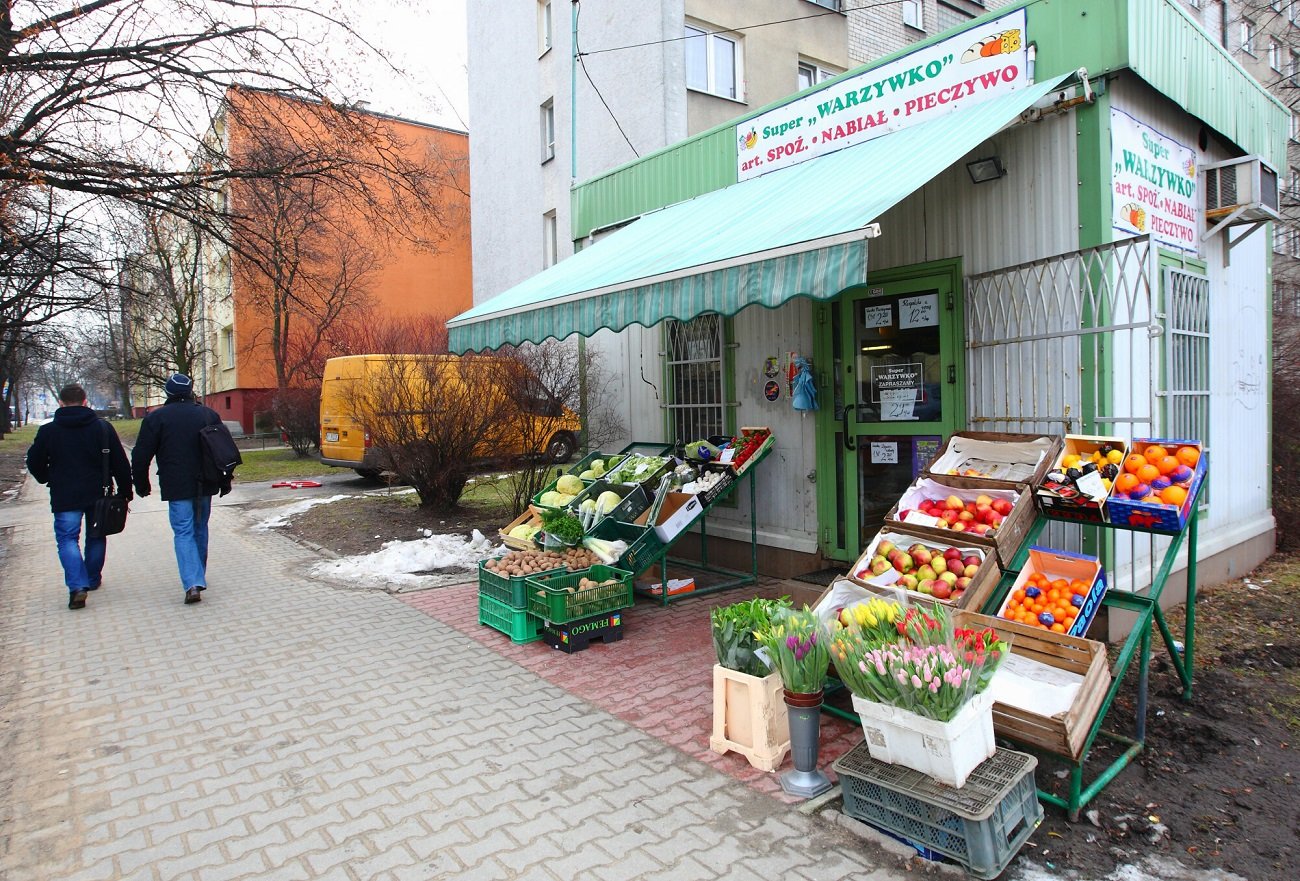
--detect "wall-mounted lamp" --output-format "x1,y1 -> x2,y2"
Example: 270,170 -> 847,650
966,156 -> 1006,184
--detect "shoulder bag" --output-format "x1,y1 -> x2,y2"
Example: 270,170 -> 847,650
88,421 -> 128,538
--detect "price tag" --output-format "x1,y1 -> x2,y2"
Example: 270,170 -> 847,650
880,388 -> 916,421
1076,469 -> 1108,501
862,304 -> 892,328
898,294 -> 939,329
718,448 -> 735,464
870,442 -> 898,464
903,510 -> 943,528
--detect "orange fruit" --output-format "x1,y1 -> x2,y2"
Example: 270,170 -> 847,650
1157,455 -> 1180,475
1161,485 -> 1188,506
1070,579 -> 1090,595
1137,463 -> 1161,484
1143,445 -> 1168,461
1176,446 -> 1200,467
1051,623 -> 1066,633
1051,578 -> 1069,592
1116,473 -> 1139,493
1013,589 -> 1026,603
1124,454 -> 1149,474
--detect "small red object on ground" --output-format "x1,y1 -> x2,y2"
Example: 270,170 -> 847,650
271,480 -> 324,489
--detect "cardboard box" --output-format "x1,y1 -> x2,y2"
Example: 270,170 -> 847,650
923,431 -> 1062,490
638,492 -> 703,543
847,528 -> 1001,612
883,477 -> 1033,568
1034,434 -> 1127,525
996,546 -> 1108,638
1104,439 -> 1206,534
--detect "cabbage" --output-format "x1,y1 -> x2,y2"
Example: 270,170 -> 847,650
579,469 -> 597,479
556,474 -> 584,495
591,460 -> 606,476
579,499 -> 597,512
596,491 -> 623,514
539,491 -> 563,507
509,524 -> 539,540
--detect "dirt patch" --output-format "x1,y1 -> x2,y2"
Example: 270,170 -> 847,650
0,441 -> 28,503
281,492 -> 515,559
1020,559 -> 1298,880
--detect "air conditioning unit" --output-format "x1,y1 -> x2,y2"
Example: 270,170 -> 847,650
1202,156 -> 1280,224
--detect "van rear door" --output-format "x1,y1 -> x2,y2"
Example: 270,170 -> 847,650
319,356 -> 370,469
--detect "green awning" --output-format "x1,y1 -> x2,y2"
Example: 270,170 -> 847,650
449,74 -> 1070,353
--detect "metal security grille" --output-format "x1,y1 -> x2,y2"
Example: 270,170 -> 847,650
665,314 -> 726,444
1163,268 -> 1211,446
965,236 -> 1179,593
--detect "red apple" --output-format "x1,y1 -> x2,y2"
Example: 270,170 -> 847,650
962,555 -> 982,569
975,503 -> 993,522
963,563 -> 980,578
945,495 -> 965,511
975,494 -> 993,507
944,546 -> 963,561
877,540 -> 896,558
991,498 -> 1013,516
931,581 -> 953,600
987,512 -> 1004,529
941,509 -> 960,525
969,523 -> 991,536
955,576 -> 972,591
911,546 -> 933,566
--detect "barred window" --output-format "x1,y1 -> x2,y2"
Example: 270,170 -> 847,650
665,314 -> 727,443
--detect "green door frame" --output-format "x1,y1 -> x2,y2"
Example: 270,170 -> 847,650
813,257 -> 966,561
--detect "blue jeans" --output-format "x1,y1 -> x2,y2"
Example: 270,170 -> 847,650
168,497 -> 211,591
54,509 -> 106,592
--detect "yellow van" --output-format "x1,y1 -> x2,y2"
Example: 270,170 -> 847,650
319,354 -> 582,478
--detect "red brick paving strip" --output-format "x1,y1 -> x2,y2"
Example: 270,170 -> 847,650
401,584 -> 863,801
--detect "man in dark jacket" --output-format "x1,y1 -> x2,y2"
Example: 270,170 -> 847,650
26,384 -> 132,610
132,373 -> 223,605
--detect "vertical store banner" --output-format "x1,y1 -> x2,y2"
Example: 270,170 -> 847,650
1110,108 -> 1198,253
736,9 -> 1028,181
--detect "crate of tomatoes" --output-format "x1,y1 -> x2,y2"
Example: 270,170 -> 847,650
729,427 -> 773,475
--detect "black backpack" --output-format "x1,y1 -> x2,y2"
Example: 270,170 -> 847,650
199,416 -> 243,487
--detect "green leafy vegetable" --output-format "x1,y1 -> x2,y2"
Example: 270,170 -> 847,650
540,510 -> 584,544
711,596 -> 792,677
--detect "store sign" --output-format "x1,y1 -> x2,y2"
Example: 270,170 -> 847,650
736,9 -> 1029,181
1110,109 -> 1198,253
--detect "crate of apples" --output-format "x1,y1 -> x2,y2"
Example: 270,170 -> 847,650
897,493 -> 1013,536
854,538 -> 988,605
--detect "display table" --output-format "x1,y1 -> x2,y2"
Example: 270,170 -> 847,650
979,478 -> 1202,820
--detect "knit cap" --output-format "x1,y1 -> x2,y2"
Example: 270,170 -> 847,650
165,373 -> 193,398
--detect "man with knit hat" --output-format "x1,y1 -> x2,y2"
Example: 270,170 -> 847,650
132,373 -> 225,605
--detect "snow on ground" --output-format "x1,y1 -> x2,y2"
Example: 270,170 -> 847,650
311,529 -> 494,588
251,494 -> 355,531
1013,857 -> 1246,881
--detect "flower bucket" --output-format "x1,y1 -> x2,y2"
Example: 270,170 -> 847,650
850,691 -> 996,789
781,689 -> 831,798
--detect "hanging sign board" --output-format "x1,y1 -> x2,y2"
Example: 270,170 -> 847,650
737,9 -> 1029,180
870,363 -> 924,403
1110,108 -> 1198,253
897,293 -> 939,329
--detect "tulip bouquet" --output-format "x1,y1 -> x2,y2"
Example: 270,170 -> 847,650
830,598 -> 1011,722
754,607 -> 831,695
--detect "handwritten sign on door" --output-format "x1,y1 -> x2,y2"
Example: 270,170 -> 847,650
898,294 -> 939,329
862,304 -> 892,329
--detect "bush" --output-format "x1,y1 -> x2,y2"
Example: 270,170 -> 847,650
272,387 -> 321,457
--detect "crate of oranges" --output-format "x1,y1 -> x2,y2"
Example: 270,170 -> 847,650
1105,439 -> 1205,534
996,547 -> 1108,638
1034,435 -> 1128,525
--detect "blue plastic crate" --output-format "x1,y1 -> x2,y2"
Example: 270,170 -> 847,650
833,743 -> 1042,880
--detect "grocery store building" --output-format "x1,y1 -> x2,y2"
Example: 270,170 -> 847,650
449,0 -> 1283,601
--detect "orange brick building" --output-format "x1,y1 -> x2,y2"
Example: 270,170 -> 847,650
190,88 -> 472,433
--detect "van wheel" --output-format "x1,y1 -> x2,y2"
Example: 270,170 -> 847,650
545,432 -> 576,464
354,468 -> 383,481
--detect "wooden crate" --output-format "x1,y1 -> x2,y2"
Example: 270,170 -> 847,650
921,431 -> 1063,491
709,665 -> 790,772
1034,434 -> 1127,525
498,506 -> 543,551
883,477 -> 1035,568
953,609 -> 1111,761
847,527 -> 1002,613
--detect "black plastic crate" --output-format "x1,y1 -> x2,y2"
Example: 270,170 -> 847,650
542,610 -> 625,653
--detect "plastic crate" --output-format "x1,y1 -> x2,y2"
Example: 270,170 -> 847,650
477,592 -> 543,644
833,743 -> 1042,880
591,519 -> 668,575
542,611 -> 625,653
525,565 -> 633,624
477,559 -> 566,608
530,475 -> 592,512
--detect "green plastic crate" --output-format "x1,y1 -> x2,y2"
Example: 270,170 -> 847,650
478,592 -> 542,644
530,475 -> 592,512
566,450 -> 614,477
591,519 -> 667,575
525,565 -> 633,624
478,559 -> 566,608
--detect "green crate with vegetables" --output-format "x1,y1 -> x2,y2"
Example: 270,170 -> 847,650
603,453 -> 672,487
591,518 -> 667,574
526,565 -> 634,624
532,472 -> 591,512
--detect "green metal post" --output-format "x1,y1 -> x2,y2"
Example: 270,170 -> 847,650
1183,495 -> 1199,701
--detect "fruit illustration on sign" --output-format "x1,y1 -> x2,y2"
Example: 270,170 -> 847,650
961,29 -> 1022,63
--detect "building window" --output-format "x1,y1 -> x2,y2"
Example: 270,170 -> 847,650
542,211 -> 558,269
1292,111 -> 1300,141
798,59 -> 840,91
221,326 -> 235,369
225,395 -> 231,409
1290,50 -> 1300,85
1162,268 -> 1210,508
1290,167 -> 1300,198
685,23 -> 741,100
540,99 -> 555,162
804,0 -> 841,10
902,0 -> 924,31
538,0 -> 552,54
1270,39 -> 1282,71
1241,19 -> 1256,55
665,314 -> 729,444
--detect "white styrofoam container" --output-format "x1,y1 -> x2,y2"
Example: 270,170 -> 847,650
652,493 -> 703,543
850,691 -> 996,788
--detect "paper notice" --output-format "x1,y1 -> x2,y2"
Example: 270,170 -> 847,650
870,442 -> 899,464
985,653 -> 1084,718
903,510 -> 943,528
880,388 -> 916,421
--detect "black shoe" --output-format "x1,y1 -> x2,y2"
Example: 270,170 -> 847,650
68,590 -> 87,610
86,580 -> 101,591
184,587 -> 202,605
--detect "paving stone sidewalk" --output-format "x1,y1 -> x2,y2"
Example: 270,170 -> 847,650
0,481 -> 903,881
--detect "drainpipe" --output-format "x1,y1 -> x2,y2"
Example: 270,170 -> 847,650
571,1 -> 579,182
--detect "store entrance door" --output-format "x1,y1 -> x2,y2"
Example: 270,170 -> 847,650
815,262 -> 964,562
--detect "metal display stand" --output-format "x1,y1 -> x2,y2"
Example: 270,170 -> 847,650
631,445 -> 772,606
981,479 -> 1202,820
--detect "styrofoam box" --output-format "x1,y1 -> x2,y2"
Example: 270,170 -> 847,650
649,492 -> 703,543
851,691 -> 997,789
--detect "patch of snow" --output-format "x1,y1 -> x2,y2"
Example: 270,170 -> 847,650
311,528 -> 495,588
251,494 -> 354,531
1013,856 -> 1248,881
